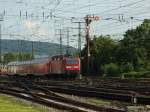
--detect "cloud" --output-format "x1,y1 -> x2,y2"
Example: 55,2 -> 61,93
24,20 -> 40,29
38,28 -> 48,35
24,20 -> 49,39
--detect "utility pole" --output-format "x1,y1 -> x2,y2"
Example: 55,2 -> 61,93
0,15 -> 4,63
64,27 -> 74,55
72,21 -> 84,59
59,29 -> 63,55
72,20 -> 85,78
0,23 -> 1,63
31,41 -> 34,59
18,40 -> 21,61
17,39 -> 23,61
55,29 -> 64,55
77,22 -> 83,79
78,22 -> 82,59
85,15 -> 91,74
85,15 -> 99,74
66,28 -> 70,55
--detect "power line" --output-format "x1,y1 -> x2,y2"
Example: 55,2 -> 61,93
95,0 -> 148,15
53,0 -> 63,11
67,0 -> 115,11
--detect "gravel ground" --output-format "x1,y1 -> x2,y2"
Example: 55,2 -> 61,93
56,92 -> 127,110
56,92 -> 150,112
2,93 -> 149,112
16,97 -> 70,112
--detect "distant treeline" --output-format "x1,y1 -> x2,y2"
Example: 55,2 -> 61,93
0,39 -> 77,57
2,52 -> 34,64
81,19 -> 150,78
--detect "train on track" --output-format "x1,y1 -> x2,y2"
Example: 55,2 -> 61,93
0,55 -> 80,78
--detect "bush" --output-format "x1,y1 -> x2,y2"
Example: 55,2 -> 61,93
123,71 -> 150,78
122,71 -> 140,78
136,67 -> 146,72
101,63 -> 120,77
121,63 -> 134,73
146,62 -> 150,71
141,71 -> 150,78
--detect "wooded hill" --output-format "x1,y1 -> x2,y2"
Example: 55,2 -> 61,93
1,39 -> 77,57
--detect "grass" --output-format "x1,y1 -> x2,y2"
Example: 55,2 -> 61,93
87,98 -> 111,106
0,94 -> 49,112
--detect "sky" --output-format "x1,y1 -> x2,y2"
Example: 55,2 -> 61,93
0,0 -> 150,48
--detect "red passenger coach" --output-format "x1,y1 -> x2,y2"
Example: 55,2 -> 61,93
7,59 -> 50,75
0,65 -> 8,75
6,55 -> 80,78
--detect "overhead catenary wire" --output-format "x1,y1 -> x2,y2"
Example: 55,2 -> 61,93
94,0 -> 148,15
0,0 -> 150,50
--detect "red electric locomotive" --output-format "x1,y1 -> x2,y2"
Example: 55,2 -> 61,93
7,55 -> 80,78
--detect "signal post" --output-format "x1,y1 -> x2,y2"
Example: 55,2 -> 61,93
85,15 -> 99,74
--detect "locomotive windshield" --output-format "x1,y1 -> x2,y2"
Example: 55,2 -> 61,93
66,59 -> 78,64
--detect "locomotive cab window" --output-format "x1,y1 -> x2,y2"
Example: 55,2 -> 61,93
66,59 -> 78,65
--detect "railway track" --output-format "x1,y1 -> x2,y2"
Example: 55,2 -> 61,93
35,84 -> 150,105
2,79 -> 150,105
1,76 -> 150,108
2,79 -> 150,95
31,79 -> 150,98
31,77 -> 150,95
0,83 -> 125,112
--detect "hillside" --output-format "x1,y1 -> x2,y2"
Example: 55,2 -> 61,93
1,39 -> 77,57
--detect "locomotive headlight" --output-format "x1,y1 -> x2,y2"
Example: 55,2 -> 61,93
66,66 -> 72,69
73,66 -> 79,68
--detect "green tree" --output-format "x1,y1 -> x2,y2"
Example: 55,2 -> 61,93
3,53 -> 17,63
82,35 -> 119,74
118,19 -> 150,71
81,19 -> 150,77
122,19 -> 150,61
120,62 -> 134,73
101,63 -> 120,77
3,52 -> 34,64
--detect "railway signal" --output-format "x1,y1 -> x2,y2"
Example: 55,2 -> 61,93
84,15 -> 100,74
